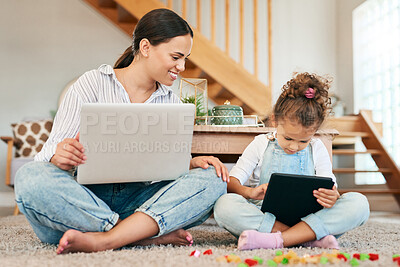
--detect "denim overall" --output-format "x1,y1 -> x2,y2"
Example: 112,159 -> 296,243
259,139 -> 314,183
214,137 -> 370,239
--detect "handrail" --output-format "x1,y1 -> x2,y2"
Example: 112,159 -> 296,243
253,0 -> 258,78
167,0 -> 272,94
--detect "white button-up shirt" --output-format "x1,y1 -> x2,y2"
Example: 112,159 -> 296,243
35,64 -> 181,162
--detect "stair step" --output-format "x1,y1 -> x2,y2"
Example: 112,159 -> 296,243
84,0 -> 136,35
339,189 -> 400,194
337,132 -> 370,137
117,5 -> 137,23
332,149 -> 382,155
98,0 -> 117,8
333,168 -> 392,173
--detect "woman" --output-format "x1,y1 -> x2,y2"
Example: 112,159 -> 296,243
15,8 -> 228,254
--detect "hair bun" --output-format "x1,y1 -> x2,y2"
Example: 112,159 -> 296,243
274,72 -> 332,129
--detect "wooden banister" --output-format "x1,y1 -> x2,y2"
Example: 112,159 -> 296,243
85,0 -> 272,115
239,0 -> 244,65
225,0 -> 229,55
253,0 -> 258,78
197,0 -> 201,32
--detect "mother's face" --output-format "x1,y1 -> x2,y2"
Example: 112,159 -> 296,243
145,34 -> 193,86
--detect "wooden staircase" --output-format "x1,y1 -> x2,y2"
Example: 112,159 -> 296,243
326,110 -> 400,206
83,0 -> 270,115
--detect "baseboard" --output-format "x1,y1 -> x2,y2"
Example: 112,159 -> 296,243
0,192 -> 15,207
366,194 -> 400,212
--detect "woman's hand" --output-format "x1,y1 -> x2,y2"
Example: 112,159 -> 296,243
313,185 -> 340,208
50,133 -> 86,171
247,183 -> 268,200
190,156 -> 229,182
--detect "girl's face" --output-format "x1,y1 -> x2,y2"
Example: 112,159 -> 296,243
275,118 -> 316,155
146,34 -> 193,86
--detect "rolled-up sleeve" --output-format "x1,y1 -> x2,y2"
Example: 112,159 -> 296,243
34,87 -> 83,162
312,138 -> 337,187
229,135 -> 267,185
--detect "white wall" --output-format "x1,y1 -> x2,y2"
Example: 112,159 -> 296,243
0,0 -> 131,194
272,0 -> 337,101
336,0 -> 366,114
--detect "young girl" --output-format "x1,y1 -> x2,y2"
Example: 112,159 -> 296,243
15,9 -> 228,254
213,72 -> 370,250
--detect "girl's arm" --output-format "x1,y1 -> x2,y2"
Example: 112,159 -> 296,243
229,135 -> 268,185
313,186 -> 340,208
228,176 -> 268,200
312,139 -> 340,208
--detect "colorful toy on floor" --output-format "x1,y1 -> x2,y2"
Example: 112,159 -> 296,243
368,253 -> 379,261
253,256 -> 263,264
244,258 -> 258,266
189,249 -> 201,257
203,249 -> 213,255
215,254 -> 242,263
188,248 -> 386,266
349,258 -> 359,266
394,254 -> 400,266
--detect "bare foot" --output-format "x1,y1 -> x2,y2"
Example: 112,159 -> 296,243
56,228 -> 193,254
56,229 -> 109,254
133,229 -> 193,246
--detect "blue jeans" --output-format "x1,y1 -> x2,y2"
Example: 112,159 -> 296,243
14,161 -> 226,244
214,192 -> 370,239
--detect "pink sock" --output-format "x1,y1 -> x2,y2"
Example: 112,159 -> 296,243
301,235 -> 339,249
238,230 -> 284,250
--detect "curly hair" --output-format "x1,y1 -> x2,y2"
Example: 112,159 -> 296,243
273,72 -> 332,129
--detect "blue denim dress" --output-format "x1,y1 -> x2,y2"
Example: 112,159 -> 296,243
214,137 -> 370,239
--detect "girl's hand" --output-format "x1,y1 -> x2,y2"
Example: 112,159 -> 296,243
50,133 -> 86,171
248,183 -> 268,200
313,185 -> 340,208
190,156 -> 229,182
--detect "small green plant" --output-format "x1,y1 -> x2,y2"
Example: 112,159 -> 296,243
181,94 -> 207,117
181,94 -> 210,125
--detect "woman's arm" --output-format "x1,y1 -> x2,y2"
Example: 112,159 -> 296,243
190,156 -> 229,182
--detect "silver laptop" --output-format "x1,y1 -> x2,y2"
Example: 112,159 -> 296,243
77,103 -> 195,184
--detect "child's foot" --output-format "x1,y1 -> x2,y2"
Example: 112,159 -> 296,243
301,235 -> 339,249
238,230 -> 284,250
133,229 -> 193,246
56,230 -> 106,254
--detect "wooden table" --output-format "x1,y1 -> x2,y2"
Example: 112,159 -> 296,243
191,125 -> 338,163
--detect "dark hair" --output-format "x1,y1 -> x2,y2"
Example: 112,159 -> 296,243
273,72 -> 332,129
114,8 -> 193,69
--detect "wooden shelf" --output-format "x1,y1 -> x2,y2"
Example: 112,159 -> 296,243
332,149 -> 382,155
